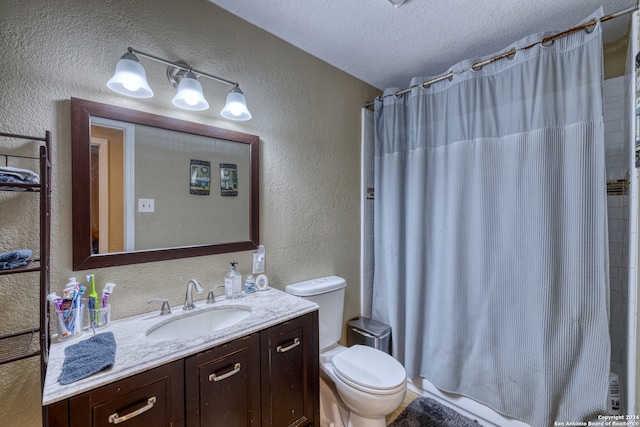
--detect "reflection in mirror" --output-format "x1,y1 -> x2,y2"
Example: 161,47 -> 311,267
89,121 -> 250,252
71,98 -> 259,270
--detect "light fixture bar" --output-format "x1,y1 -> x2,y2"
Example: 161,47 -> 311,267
108,47 -> 252,121
126,47 -> 239,88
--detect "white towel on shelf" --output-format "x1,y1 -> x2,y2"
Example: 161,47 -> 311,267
0,166 -> 40,184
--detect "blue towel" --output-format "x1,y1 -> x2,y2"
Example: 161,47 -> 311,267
0,249 -> 32,270
58,332 -> 117,385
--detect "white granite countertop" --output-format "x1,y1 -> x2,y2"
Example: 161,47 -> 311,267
42,288 -> 318,406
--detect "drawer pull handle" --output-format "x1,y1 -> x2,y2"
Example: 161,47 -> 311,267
277,337 -> 300,353
108,396 -> 157,424
209,362 -> 241,382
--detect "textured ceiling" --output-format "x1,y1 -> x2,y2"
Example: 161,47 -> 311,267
207,0 -> 636,90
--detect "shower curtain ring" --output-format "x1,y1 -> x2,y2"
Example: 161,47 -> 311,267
541,36 -> 555,48
584,19 -> 598,34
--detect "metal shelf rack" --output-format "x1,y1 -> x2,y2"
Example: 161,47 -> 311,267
0,131 -> 51,395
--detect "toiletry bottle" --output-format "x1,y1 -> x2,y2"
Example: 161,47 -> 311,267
232,262 -> 242,296
608,371 -> 621,415
226,262 -> 242,298
224,273 -> 233,299
244,274 -> 256,294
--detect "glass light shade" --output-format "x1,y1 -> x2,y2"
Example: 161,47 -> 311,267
172,72 -> 209,111
220,87 -> 252,121
106,53 -> 154,98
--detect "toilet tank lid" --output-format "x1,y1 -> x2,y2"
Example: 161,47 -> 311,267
285,275 -> 346,296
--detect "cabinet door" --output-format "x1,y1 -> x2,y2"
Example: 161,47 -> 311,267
185,333 -> 261,427
261,312 -> 319,427
65,360 -> 184,427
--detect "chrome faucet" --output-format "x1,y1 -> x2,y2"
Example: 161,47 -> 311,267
147,298 -> 171,315
206,285 -> 226,304
183,279 -> 204,310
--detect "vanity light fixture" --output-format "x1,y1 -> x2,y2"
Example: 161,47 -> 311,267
220,86 -> 252,121
107,47 -> 252,121
106,52 -> 154,98
171,71 -> 209,111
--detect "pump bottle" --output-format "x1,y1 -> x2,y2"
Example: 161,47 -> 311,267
225,261 -> 242,298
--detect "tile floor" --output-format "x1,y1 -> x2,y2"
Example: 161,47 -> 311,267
386,389 -> 420,425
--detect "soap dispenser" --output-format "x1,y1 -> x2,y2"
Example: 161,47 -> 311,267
225,261 -> 242,298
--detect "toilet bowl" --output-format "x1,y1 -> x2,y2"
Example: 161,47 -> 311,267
322,344 -> 406,427
285,276 -> 407,427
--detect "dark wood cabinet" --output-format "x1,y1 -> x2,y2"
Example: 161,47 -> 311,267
47,360 -> 184,427
46,312 -> 319,427
261,312 -> 319,427
185,333 -> 261,426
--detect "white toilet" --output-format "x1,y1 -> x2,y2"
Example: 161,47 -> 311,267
285,276 -> 406,427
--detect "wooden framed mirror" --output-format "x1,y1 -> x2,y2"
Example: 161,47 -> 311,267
71,98 -> 259,270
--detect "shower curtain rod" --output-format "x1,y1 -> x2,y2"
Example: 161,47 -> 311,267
364,2 -> 639,108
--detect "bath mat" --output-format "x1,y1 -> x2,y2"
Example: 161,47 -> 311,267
389,397 -> 478,427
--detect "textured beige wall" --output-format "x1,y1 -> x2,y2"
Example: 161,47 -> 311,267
0,0 -> 380,424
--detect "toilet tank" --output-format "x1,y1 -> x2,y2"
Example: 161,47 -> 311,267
285,276 -> 346,351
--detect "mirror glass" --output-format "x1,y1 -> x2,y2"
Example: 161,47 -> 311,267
71,98 -> 259,270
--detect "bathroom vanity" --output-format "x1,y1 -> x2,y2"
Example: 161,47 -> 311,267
43,288 -> 319,427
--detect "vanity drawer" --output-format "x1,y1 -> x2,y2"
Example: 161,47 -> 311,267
59,360 -> 184,427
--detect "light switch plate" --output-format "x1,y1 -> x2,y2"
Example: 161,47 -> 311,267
138,198 -> 155,213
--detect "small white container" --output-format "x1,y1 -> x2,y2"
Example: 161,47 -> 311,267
244,275 -> 256,293
608,371 -> 621,415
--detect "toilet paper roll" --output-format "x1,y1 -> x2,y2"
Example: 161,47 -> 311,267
256,274 -> 269,291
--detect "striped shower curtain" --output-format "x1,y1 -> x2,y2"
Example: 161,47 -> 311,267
372,9 -> 610,426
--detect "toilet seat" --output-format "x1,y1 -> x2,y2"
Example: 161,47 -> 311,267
332,345 -> 406,395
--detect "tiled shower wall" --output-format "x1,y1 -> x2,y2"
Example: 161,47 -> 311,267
604,76 -> 631,375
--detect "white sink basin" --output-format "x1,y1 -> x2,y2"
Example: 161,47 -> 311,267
146,306 -> 252,341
